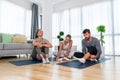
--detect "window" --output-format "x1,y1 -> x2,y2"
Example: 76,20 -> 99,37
52,12 -> 61,48
60,10 -> 70,35
82,2 -> 112,35
52,1 -> 120,55
113,0 -> 120,55
0,1 -> 31,39
82,2 -> 112,55
70,8 -> 82,36
113,0 -> 120,34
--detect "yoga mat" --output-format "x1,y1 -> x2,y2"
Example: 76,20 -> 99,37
57,58 -> 110,69
10,58 -> 56,66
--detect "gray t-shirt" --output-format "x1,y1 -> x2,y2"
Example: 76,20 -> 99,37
35,38 -> 46,43
82,37 -> 102,57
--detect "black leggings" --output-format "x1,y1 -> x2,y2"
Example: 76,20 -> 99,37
87,46 -> 97,55
74,46 -> 97,58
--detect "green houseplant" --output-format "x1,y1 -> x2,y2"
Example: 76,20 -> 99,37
56,31 -> 64,50
57,31 -> 64,42
96,25 -> 106,46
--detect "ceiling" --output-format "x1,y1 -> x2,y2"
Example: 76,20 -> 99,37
25,0 -> 68,5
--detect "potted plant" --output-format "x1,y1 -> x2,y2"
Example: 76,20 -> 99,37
56,31 -> 64,50
57,31 -> 64,42
96,25 -> 106,46
96,25 -> 106,57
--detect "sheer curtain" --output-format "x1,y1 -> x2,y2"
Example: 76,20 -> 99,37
82,2 -> 112,55
60,10 -> 70,35
70,8 -> 82,50
52,0 -> 120,55
52,12 -> 61,50
113,0 -> 120,55
52,8 -> 82,51
0,1 -> 31,39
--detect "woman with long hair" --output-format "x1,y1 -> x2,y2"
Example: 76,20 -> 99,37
33,29 -> 52,63
56,34 -> 73,61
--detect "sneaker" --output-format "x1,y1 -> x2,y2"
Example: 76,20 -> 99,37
78,58 -> 86,63
42,58 -> 46,64
63,57 -> 69,61
58,58 -> 63,61
73,56 -> 79,60
90,59 -> 97,62
68,55 -> 73,59
46,58 -> 50,64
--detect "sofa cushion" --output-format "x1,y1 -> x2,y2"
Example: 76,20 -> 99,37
2,33 -> 13,43
0,43 -> 3,49
3,43 -> 33,50
12,36 -> 27,43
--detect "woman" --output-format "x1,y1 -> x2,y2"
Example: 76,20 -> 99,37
56,34 -> 73,61
33,29 -> 52,63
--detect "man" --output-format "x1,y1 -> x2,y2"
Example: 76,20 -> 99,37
78,29 -> 102,63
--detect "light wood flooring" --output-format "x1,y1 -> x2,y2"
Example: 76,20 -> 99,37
0,56 -> 120,80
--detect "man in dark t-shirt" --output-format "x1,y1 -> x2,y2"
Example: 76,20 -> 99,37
78,29 -> 102,63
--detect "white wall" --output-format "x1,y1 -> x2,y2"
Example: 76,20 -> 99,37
42,0 -> 53,55
53,0 -> 110,12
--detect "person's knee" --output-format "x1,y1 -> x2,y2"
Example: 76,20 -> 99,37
85,52 -> 91,55
74,52 -> 84,58
90,55 -> 97,59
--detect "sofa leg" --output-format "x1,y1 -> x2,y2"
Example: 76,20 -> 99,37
19,54 -> 20,58
26,54 -> 29,58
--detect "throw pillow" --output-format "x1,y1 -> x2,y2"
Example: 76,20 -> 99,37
2,33 -> 13,43
12,34 -> 27,43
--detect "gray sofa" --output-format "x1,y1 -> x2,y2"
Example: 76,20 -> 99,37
0,33 -> 33,58
0,43 -> 33,57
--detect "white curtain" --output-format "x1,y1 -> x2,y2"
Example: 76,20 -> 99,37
113,0 -> 120,55
52,0 -> 120,55
82,2 -> 112,55
0,1 -> 31,39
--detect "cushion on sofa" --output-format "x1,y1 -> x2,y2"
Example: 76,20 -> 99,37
3,43 -> 33,50
12,34 -> 27,43
2,33 -> 13,43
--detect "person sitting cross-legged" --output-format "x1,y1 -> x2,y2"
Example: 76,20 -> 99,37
33,29 -> 52,63
56,34 -> 73,61
78,29 -> 102,63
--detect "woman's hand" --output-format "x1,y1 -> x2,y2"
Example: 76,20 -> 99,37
37,43 -> 43,48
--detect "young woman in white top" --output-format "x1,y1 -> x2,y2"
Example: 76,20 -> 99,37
56,34 -> 73,61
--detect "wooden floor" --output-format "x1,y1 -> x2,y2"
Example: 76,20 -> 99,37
0,56 -> 120,80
